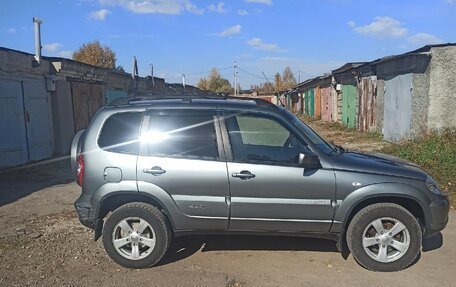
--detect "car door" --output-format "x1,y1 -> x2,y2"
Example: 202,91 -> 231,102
222,112 -> 336,232
136,110 -> 230,230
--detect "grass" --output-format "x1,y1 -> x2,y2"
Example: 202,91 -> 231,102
381,130 -> 456,206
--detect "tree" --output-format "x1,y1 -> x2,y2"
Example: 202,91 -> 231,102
73,40 -> 116,69
274,73 -> 283,91
282,66 -> 297,89
250,82 -> 274,94
196,78 -> 208,90
197,68 -> 232,94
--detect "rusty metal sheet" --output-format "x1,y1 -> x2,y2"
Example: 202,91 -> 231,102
321,87 -> 331,122
71,82 -> 104,132
357,76 -> 377,132
314,86 -> 321,119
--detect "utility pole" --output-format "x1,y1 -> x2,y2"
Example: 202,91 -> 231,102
298,70 -> 301,83
150,64 -> 154,86
234,60 -> 238,96
182,74 -> 186,93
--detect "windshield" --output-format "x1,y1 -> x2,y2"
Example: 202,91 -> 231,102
280,107 -> 334,154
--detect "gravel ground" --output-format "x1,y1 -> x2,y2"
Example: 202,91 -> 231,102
0,124 -> 454,287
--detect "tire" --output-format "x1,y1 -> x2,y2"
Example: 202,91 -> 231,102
346,203 -> 422,272
102,202 -> 170,269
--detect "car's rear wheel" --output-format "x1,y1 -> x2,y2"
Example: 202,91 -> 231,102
102,202 -> 170,268
347,203 -> 422,272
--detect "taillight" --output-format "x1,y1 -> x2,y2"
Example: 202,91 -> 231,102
76,154 -> 84,186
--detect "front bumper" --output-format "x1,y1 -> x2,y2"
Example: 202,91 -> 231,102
424,194 -> 450,237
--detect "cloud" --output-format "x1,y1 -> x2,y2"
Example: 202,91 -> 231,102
216,24 -> 241,37
57,50 -> 74,58
208,2 -> 226,13
237,9 -> 248,16
245,0 -> 272,5
247,38 -> 282,51
407,33 -> 444,46
89,9 -> 111,20
349,16 -> 408,38
100,0 -> 204,15
445,0 -> 455,3
6,28 -> 17,34
184,2 -> 204,15
43,43 -> 63,52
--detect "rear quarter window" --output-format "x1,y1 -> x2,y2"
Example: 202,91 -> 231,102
98,112 -> 143,154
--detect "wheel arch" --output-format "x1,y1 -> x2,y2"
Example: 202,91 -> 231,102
96,192 -> 176,231
332,182 -> 431,234
340,196 -> 427,234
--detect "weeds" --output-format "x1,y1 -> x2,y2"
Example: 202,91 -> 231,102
381,129 -> 456,206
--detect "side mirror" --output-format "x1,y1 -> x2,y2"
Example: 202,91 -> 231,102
298,152 -> 321,169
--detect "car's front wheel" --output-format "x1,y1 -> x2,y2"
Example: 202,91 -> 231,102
347,203 -> 422,272
102,202 -> 170,268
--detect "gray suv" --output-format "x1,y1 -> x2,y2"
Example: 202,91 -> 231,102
72,96 -> 449,272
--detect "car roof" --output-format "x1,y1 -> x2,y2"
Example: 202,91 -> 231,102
106,95 -> 280,112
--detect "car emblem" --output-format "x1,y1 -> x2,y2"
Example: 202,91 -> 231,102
352,182 -> 362,187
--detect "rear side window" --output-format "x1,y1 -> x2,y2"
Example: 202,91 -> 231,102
98,112 -> 142,154
142,115 -> 218,160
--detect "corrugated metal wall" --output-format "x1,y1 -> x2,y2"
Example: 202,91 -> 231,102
357,76 -> 377,132
341,84 -> 357,128
384,74 -> 413,141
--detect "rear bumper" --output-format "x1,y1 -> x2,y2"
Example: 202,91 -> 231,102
74,193 -> 96,229
424,194 -> 450,237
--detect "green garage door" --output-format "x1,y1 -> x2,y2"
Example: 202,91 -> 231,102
342,85 -> 357,128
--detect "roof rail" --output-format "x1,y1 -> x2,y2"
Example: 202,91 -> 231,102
108,95 -> 278,109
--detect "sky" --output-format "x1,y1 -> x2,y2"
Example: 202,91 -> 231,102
1,0 -> 455,88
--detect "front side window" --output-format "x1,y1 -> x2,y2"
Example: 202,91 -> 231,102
98,112 -> 142,154
142,114 -> 218,160
226,114 -> 310,165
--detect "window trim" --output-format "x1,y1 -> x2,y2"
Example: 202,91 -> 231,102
220,111 -> 311,167
138,110 -> 226,162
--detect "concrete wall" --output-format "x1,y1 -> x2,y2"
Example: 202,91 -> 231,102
50,80 -> 75,155
410,69 -> 430,138
427,46 -> 456,131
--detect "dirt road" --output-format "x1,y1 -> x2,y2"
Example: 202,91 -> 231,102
0,123 -> 455,287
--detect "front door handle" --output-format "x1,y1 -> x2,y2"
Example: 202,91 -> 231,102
232,170 -> 255,180
143,166 -> 166,176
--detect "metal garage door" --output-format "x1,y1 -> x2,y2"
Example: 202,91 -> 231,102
23,80 -> 54,161
0,78 -> 53,168
342,84 -> 357,128
0,79 -> 28,168
384,74 -> 413,142
71,81 -> 104,132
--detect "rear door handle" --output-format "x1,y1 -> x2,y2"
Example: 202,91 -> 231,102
232,170 -> 255,180
143,166 -> 166,176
